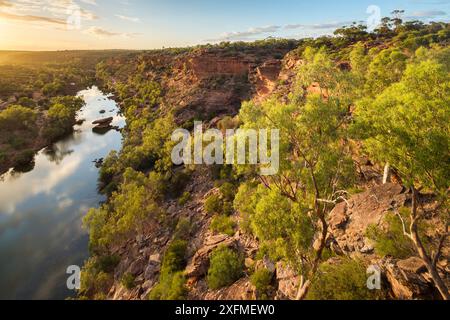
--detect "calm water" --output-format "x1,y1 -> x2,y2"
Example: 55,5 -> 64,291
0,87 -> 124,300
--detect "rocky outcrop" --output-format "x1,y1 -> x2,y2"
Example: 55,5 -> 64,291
383,257 -> 436,300
185,234 -> 238,280
328,183 -> 407,255
188,53 -> 251,80
253,59 -> 282,99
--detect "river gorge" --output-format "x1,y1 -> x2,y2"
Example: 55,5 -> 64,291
0,87 -> 124,299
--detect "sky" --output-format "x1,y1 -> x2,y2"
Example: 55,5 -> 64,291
0,0 -> 449,51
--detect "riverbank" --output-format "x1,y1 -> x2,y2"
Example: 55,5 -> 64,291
0,86 -> 125,299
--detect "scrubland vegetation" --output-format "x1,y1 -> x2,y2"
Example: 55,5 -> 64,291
9,16 -> 442,301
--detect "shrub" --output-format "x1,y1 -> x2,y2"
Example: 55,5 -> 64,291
204,194 -> 223,214
210,215 -> 236,236
307,258 -> 385,300
96,255 -> 120,273
14,149 -> 35,167
149,239 -> 188,300
207,246 -> 244,289
250,268 -> 273,300
121,272 -> 136,290
148,272 -> 187,300
173,217 -> 192,241
0,105 -> 37,131
220,182 -> 236,202
366,211 -> 416,259
178,192 -> 191,206
162,240 -> 188,274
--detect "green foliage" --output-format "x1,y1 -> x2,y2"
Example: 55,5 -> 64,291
366,211 -> 417,259
83,168 -> 165,252
42,80 -> 63,96
307,258 -> 385,300
79,257 -> 114,299
121,273 -> 136,290
178,192 -> 191,206
364,48 -> 408,96
207,246 -> 244,290
204,194 -> 223,214
18,97 -> 36,109
220,182 -> 237,202
161,240 -> 188,274
148,272 -> 187,300
149,240 -> 188,300
353,51 -> 450,192
43,97 -> 84,140
0,105 -> 37,131
235,185 -> 315,269
210,215 -> 236,236
173,217 -> 192,241
250,268 -> 273,300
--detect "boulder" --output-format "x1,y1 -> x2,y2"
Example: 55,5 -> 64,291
328,183 -> 407,254
204,277 -> 256,300
128,257 -> 146,276
383,257 -> 434,300
255,256 -> 276,274
92,117 -> 114,125
185,234 -> 237,279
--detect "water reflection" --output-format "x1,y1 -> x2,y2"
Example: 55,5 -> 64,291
0,86 -> 124,299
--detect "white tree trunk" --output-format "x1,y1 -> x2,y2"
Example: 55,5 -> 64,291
383,162 -> 390,184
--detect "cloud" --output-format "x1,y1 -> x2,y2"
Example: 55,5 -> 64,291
408,10 -> 447,18
115,14 -> 140,22
0,0 -> 12,8
209,25 -> 282,41
285,21 -> 354,30
0,0 -> 98,23
0,11 -> 66,25
84,26 -> 141,38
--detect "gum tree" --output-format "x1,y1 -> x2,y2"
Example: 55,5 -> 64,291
354,51 -> 449,299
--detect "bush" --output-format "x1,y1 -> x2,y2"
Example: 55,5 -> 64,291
0,105 -> 37,131
121,272 -> 136,290
207,246 -> 244,289
173,217 -> 192,241
366,211 -> 416,259
307,258 -> 385,300
210,215 -> 236,236
96,255 -> 120,273
220,182 -> 236,202
178,192 -> 191,206
250,268 -> 273,300
149,272 -> 187,300
14,149 -> 35,167
162,240 -> 188,274
204,194 -> 223,214
149,239 -> 188,300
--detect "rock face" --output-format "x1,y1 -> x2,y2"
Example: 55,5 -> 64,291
383,257 -> 436,300
275,262 -> 300,300
185,234 -> 238,279
328,183 -> 407,255
188,53 -> 251,80
203,278 -> 256,300
253,59 -> 282,99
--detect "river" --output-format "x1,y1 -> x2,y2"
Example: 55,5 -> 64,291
0,86 -> 124,300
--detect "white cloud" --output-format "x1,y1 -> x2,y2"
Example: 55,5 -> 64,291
115,14 -> 140,23
84,26 -> 141,38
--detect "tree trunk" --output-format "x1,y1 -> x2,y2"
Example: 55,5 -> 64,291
296,210 -> 328,300
410,188 -> 449,300
383,162 -> 390,184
